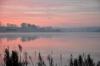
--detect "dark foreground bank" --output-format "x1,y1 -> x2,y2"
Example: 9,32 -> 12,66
3,45 -> 100,66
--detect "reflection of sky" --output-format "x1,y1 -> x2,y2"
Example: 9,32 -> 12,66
0,33 -> 38,42
0,33 -> 56,42
0,32 -> 100,42
0,32 -> 100,63
0,0 -> 100,27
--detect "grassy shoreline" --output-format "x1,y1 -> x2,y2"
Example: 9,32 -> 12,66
1,45 -> 99,66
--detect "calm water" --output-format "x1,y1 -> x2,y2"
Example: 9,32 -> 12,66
0,32 -> 100,65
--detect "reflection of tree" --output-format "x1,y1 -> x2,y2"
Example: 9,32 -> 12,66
0,33 -> 55,42
21,36 -> 38,42
6,37 -> 18,41
0,33 -> 39,42
0,38 -> 2,43
0,34 -> 18,41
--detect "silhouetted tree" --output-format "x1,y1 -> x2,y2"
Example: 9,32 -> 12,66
87,54 -> 94,66
3,47 -> 100,66
78,55 -> 83,66
60,54 -> 62,66
4,48 -> 11,66
73,59 -> 78,66
97,61 -> 100,66
38,52 -> 46,66
47,55 -> 54,66
29,56 -> 34,66
11,51 -> 19,66
23,52 -> 28,66
18,45 -> 22,63
69,54 -> 73,66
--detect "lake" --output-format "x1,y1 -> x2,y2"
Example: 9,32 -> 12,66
0,32 -> 100,66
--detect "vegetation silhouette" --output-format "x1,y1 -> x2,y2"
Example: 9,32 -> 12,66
47,54 -> 54,66
37,52 -> 46,66
3,45 -> 100,66
69,54 -> 98,66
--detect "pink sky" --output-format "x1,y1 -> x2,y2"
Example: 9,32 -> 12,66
0,0 -> 100,27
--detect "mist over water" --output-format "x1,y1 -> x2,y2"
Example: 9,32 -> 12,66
0,32 -> 100,65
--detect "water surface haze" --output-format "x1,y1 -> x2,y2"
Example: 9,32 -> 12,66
0,32 -> 100,65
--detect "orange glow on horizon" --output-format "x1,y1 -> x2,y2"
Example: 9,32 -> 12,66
0,16 -> 71,27
0,12 -> 100,27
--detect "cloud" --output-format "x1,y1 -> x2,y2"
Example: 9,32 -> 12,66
0,0 -> 100,27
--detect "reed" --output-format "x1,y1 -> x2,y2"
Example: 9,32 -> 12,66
3,46 -> 100,66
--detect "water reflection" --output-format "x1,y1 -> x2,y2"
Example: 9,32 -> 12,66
0,33 -> 38,42
0,32 -> 100,42
0,33 -> 62,42
0,32 -> 100,63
